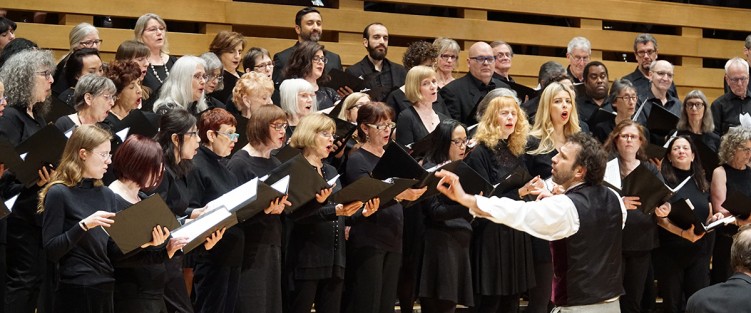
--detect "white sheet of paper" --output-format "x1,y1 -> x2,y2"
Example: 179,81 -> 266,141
327,174 -> 340,187
270,175 -> 290,193
4,194 -> 18,211
604,158 -> 621,190
172,207 -> 232,241
740,112 -> 751,128
206,178 -> 259,212
116,127 -> 130,142
19,153 -> 27,161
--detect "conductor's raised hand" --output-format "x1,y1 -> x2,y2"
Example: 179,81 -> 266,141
316,187 -> 334,204
81,211 -> 116,229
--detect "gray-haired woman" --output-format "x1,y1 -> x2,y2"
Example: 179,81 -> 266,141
54,74 -> 116,132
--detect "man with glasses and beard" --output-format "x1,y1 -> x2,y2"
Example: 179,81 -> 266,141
345,22 -> 407,102
272,7 -> 342,85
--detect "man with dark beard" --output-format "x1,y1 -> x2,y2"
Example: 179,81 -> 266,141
272,7 -> 342,85
576,61 -> 612,127
345,22 -> 407,102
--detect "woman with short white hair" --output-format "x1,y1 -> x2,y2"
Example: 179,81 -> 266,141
280,78 -> 316,137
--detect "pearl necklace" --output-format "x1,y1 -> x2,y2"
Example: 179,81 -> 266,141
150,62 -> 169,84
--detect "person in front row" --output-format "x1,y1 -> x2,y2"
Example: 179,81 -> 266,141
435,132 -> 644,312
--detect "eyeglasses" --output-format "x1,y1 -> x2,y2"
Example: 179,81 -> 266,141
270,122 -> 289,131
100,94 -> 118,103
635,49 -> 656,57
617,96 -> 638,102
0,96 -> 7,104
653,71 -> 674,79
619,134 -> 639,141
495,52 -> 512,59
469,56 -> 495,64
184,131 -> 199,138
254,62 -> 274,69
90,150 -> 112,161
193,73 -> 209,81
79,39 -> 103,47
215,130 -> 239,141
145,26 -> 166,33
728,76 -> 749,84
366,122 -> 396,131
35,70 -> 53,79
347,103 -> 366,111
685,101 -> 705,110
738,146 -> 751,153
312,56 -> 328,64
319,131 -> 334,138
439,54 -> 458,61
450,138 -> 469,147
209,74 -> 223,82
570,55 -> 590,63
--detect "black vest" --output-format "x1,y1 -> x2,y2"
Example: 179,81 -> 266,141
551,184 -> 624,306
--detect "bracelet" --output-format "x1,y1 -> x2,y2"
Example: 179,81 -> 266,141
79,221 -> 89,231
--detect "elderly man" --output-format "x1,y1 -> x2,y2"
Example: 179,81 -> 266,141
440,41 -> 509,125
686,225 -> 751,313
272,7 -> 342,85
636,60 -> 682,145
435,132 -> 628,313
491,40 -> 514,83
566,37 -> 591,84
624,34 -> 678,99
723,34 -> 751,95
712,57 -> 751,136
577,61 -> 612,125
346,22 -> 407,102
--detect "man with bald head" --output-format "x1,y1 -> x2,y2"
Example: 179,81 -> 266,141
440,41 -> 509,125
712,57 -> 751,136
624,33 -> 678,100
636,60 -> 682,144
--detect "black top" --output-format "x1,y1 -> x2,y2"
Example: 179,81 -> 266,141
54,115 -> 77,133
57,88 -> 75,108
344,148 -> 404,253
659,168 -> 712,261
226,150 -> 283,247
204,95 -> 226,111
141,56 -> 177,113
524,136 -> 555,179
622,161 -> 661,252
316,86 -> 338,111
421,161 -> 472,231
723,164 -> 751,198
185,145 -> 242,266
395,106 -> 449,146
440,73 -> 509,125
575,93 -> 613,125
345,56 -> 407,102
384,87 -> 449,118
521,95 -> 541,126
566,65 -> 583,84
493,72 -> 515,84
209,70 -> 242,108
42,180 -> 167,286
686,273 -> 751,313
711,89 -> 751,136
623,66 -> 678,100
152,167 -> 191,218
272,43 -> 343,85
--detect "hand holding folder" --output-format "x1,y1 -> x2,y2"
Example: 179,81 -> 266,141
668,198 -> 735,235
105,195 -> 181,254
604,159 -> 691,215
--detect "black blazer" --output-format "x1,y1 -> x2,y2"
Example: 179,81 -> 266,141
272,42 -> 343,85
686,273 -> 751,313
439,73 -> 509,125
345,56 -> 407,102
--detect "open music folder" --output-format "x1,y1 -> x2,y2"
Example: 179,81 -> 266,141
668,198 -> 735,234
604,159 -> 691,215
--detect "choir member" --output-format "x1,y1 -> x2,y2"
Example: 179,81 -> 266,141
285,113 -> 375,313
385,41 -> 439,117
0,49 -> 56,313
602,120 -> 667,313
342,102 -> 426,313
56,48 -> 104,106
152,56 -> 208,115
710,127 -> 751,284
104,61 -> 144,124
282,41 -> 338,110
593,79 -> 638,143
280,78 -> 316,137
115,40 -> 150,80
243,47 -> 274,78
395,65 -> 447,146
464,89 -> 536,312
231,72 -> 274,118
676,90 -> 720,158
135,13 -> 176,112
338,92 -> 370,124
39,125 -> 183,313
654,136 -> 720,313
208,31 -> 244,105
418,119 -> 473,313
227,104 -> 290,313
199,52 -> 226,109
52,23 -> 101,95
54,74 -> 115,132
432,38 -> 459,88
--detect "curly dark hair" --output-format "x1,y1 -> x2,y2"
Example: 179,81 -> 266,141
282,41 -> 328,84
402,41 -> 438,70
105,60 -> 141,94
567,132 -> 608,185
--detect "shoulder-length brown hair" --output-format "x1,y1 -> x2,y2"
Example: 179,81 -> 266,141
602,119 -> 648,161
474,95 -> 529,156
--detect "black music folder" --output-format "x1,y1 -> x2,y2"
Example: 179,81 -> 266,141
506,80 -> 537,102
327,117 -> 357,157
376,177 -> 419,208
113,110 -> 160,140
668,198 -> 734,234
604,160 -> 690,215
170,206 -> 238,253
695,139 -> 720,177
273,144 -> 301,164
263,154 -> 334,215
330,176 -> 393,205
372,142 -> 425,181
105,194 -> 181,254
722,188 -> 751,219
322,69 -> 367,92
490,166 -> 533,198
406,130 -> 437,160
646,104 -> 679,133
588,108 -> 616,129
3,125 -> 68,187
44,96 -> 76,126
233,176 -> 289,223
233,115 -> 249,154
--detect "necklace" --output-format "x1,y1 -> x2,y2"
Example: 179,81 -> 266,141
150,63 -> 170,84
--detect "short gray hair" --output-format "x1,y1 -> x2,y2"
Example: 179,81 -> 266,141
567,37 -> 591,54
69,23 -> 98,52
725,57 -> 750,74
279,78 -> 315,117
732,226 -> 751,272
73,74 -> 117,111
199,52 -> 224,92
633,33 -> 658,52
490,40 -> 514,56
0,49 -> 55,111
476,87 -> 521,121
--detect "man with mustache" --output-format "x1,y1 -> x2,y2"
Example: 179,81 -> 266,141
345,22 -> 407,102
623,33 -> 678,100
576,61 -> 612,126
272,7 -> 342,86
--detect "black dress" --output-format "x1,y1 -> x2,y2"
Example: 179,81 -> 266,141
209,70 -> 242,108
226,150 -> 283,313
316,86 -> 339,111
141,56 -> 177,113
711,164 -> 751,284
395,106 -> 449,146
185,146 -> 242,313
464,143 -> 535,298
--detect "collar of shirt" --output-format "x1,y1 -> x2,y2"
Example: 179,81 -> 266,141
467,73 -> 496,91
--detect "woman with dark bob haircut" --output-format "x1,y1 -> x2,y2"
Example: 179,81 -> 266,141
282,41 -> 338,110
228,104 -> 290,313
104,61 -> 145,124
209,31 -> 245,105
57,48 -> 103,106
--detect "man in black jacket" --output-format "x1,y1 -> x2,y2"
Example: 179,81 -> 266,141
272,7 -> 342,85
345,22 -> 406,102
440,41 -> 508,125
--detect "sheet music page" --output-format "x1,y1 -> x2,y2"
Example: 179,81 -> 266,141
740,112 -> 751,128
206,178 -> 258,211
4,194 -> 18,211
271,175 -> 290,193
172,207 -> 232,241
327,174 -> 341,187
604,158 -> 621,190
